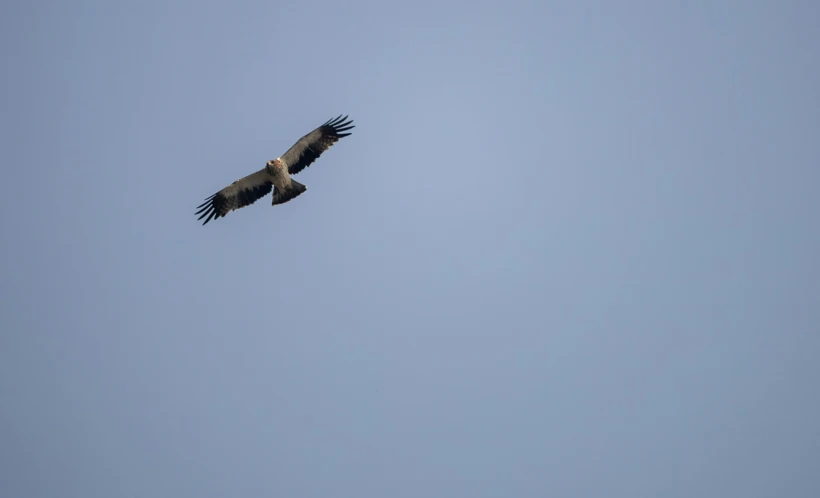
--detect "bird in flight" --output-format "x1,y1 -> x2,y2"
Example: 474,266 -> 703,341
195,115 -> 355,225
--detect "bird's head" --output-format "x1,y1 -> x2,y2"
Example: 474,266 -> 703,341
267,158 -> 282,169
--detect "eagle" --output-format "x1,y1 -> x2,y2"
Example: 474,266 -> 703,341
195,115 -> 355,225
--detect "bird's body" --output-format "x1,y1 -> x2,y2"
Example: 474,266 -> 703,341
266,158 -> 289,191
265,157 -> 305,206
196,115 -> 354,225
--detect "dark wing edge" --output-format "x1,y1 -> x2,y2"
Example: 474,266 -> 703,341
195,169 -> 273,225
282,115 -> 355,175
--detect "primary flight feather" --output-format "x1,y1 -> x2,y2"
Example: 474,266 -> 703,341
195,115 -> 354,225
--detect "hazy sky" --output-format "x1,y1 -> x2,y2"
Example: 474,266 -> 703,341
1,1 -> 818,497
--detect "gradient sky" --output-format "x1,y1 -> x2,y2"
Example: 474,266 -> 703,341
1,1 -> 818,497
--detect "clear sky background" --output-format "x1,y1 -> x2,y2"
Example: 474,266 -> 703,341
1,1 -> 818,497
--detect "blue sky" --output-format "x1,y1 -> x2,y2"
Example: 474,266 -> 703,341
1,1 -> 818,497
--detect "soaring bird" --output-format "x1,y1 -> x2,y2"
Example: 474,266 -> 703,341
195,115 -> 354,225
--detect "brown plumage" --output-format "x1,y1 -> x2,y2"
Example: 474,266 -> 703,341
195,115 -> 354,225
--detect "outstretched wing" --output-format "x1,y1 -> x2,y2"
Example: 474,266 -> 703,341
280,115 -> 355,175
195,168 -> 273,225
